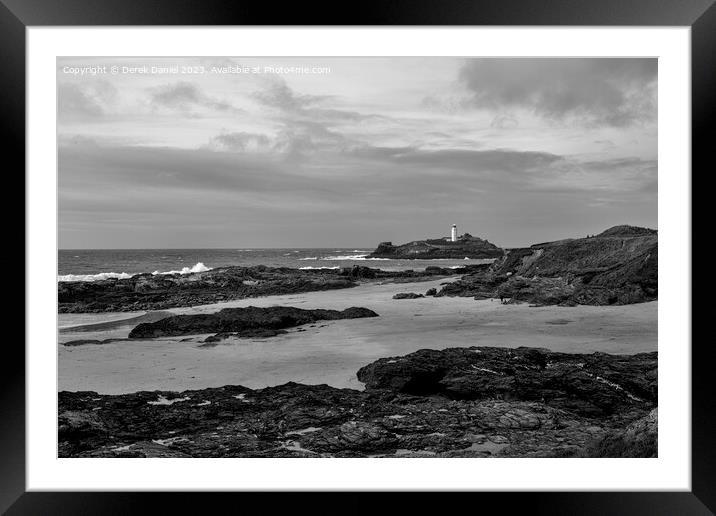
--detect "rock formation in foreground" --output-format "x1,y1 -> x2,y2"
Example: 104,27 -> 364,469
59,346 -> 657,458
437,225 -> 657,305
128,305 -> 378,339
58,264 -> 481,313
392,292 -> 424,299
368,233 -> 504,260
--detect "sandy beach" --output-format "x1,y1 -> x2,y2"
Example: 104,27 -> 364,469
58,277 -> 657,394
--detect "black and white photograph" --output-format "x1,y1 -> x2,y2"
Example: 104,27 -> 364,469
56,56 -> 658,459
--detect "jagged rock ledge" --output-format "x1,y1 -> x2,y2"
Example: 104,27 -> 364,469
59,346 -> 657,458
58,264 -> 486,314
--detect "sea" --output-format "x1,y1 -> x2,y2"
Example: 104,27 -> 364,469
58,249 -> 495,282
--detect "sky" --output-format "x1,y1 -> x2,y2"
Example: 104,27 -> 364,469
57,57 -> 657,249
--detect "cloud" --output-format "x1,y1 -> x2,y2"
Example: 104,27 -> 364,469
458,58 -> 657,127
346,143 -> 656,194
490,114 -> 519,129
349,145 -> 562,175
252,78 -> 387,127
56,57 -> 657,249
273,121 -> 351,159
206,132 -> 272,152
594,139 -> 617,150
204,121 -> 350,159
148,81 -> 240,114
59,139 -> 656,248
252,79 -> 330,112
58,81 -> 117,119
534,157 -> 657,193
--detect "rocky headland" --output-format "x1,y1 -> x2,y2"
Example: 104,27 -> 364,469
368,233 -> 504,260
59,346 -> 657,458
58,264 -> 481,313
437,225 -> 657,306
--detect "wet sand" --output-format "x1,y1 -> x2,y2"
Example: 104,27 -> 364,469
58,278 -> 657,394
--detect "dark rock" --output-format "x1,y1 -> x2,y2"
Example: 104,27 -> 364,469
58,347 -> 657,458
392,293 -> 424,300
59,265 -> 470,313
198,328 -> 291,344
584,408 -> 657,457
436,225 -> 657,306
63,338 -> 132,347
128,306 -> 379,339
58,266 -> 359,313
436,269 -> 504,299
424,266 -> 451,275
63,339 -> 103,347
425,288 -> 437,296
356,346 -> 657,418
339,265 -> 378,279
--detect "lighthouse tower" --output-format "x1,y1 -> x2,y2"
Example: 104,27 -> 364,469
451,224 -> 457,242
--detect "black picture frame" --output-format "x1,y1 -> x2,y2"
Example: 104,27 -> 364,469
2,0 -> 710,513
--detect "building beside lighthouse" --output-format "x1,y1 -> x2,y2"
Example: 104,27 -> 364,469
451,224 -> 457,242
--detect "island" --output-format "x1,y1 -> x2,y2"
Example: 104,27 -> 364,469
368,228 -> 504,260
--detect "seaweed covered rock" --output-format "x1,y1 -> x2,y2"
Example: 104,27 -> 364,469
392,293 -> 424,300
59,265 -> 473,313
357,346 -> 657,417
59,346 -> 657,458
584,408 -> 657,457
129,306 -> 379,338
58,266 -> 359,313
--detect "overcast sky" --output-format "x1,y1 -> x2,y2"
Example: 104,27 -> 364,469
58,57 -> 657,249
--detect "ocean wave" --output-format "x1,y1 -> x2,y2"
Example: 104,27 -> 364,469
58,262 -> 212,283
322,254 -> 367,260
298,257 -> 318,261
322,254 -> 390,261
58,272 -> 133,282
152,262 -> 212,275
299,266 -> 340,270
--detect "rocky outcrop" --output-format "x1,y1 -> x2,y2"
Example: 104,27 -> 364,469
392,293 -> 424,300
357,347 -> 657,418
437,225 -> 658,305
63,338 -> 133,347
59,346 -> 657,458
436,268 -> 505,299
584,408 -> 657,457
368,233 -> 504,260
58,266 -> 359,313
58,265 -> 475,313
128,306 -> 379,339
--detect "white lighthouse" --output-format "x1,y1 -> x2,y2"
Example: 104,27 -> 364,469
451,224 -> 457,242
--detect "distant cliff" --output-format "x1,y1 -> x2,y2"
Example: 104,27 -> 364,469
368,233 -> 504,260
